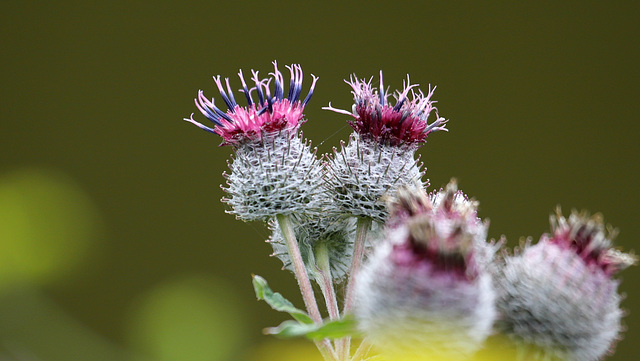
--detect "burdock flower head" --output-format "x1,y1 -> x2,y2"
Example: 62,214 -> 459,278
496,209 -> 637,361
324,72 -> 449,222
354,181 -> 497,360
184,62 -> 324,221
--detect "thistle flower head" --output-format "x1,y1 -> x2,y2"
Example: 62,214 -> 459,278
495,210 -> 636,361
185,62 -> 325,221
185,62 -> 318,147
354,183 -> 496,359
324,71 -> 448,146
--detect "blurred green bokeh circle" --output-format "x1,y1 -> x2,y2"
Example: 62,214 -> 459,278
0,167 -> 101,288
126,274 -> 249,361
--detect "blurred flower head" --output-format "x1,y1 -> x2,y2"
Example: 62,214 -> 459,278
495,209 -> 636,361
354,181 -> 496,360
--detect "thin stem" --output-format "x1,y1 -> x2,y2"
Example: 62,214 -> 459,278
276,214 -> 323,323
317,339 -> 339,361
314,242 -> 340,320
276,214 -> 337,361
343,217 -> 372,314
338,217 -> 373,361
314,242 -> 345,360
351,339 -> 373,361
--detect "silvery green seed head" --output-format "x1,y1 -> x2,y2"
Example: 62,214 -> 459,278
268,215 -> 356,281
222,131 -> 325,221
354,183 -> 496,360
495,210 -> 637,361
325,133 -> 426,223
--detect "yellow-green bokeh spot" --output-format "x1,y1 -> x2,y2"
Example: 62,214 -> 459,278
0,167 -> 101,289
244,339 -> 324,361
126,274 -> 249,361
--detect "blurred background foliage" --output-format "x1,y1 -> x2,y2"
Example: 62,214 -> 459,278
0,1 -> 638,360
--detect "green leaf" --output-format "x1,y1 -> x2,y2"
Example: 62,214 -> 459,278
307,316 -> 360,339
252,275 -> 313,324
264,316 -> 361,340
263,320 -> 316,338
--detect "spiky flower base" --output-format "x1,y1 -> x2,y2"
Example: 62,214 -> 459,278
222,131 -> 324,221
325,134 -> 425,222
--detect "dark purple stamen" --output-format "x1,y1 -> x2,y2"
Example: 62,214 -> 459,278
197,104 -> 221,126
225,78 -> 237,108
271,61 -> 285,101
379,70 -> 385,105
393,97 -> 406,112
264,78 -> 274,113
289,65 -> 303,104
214,107 -> 232,122
238,70 -> 253,107
302,74 -> 318,106
287,65 -> 295,100
195,92 -> 223,126
213,76 -> 236,112
252,70 -> 265,106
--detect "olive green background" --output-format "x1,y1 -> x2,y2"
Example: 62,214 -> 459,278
1,1 -> 639,360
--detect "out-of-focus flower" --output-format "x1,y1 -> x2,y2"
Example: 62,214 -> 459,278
184,62 -> 324,221
354,181 -> 496,360
324,72 -> 448,222
495,209 -> 637,361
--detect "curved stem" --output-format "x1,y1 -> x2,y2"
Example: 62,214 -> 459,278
338,217 -> 372,361
351,339 -> 373,361
276,214 -> 337,361
276,214 -> 323,323
343,217 -> 372,314
317,339 -> 339,361
314,242 -> 340,320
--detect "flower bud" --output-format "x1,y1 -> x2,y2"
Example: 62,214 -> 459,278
354,182 -> 496,360
495,210 -> 636,361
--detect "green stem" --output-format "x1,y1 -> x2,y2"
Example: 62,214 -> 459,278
314,242 -> 340,321
276,214 -> 323,323
343,217 -> 372,314
338,217 -> 372,361
350,339 -> 372,361
276,214 -> 337,361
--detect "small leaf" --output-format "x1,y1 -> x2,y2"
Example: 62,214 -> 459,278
252,275 -> 313,324
306,316 -> 360,339
264,316 -> 361,340
263,320 -> 317,338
